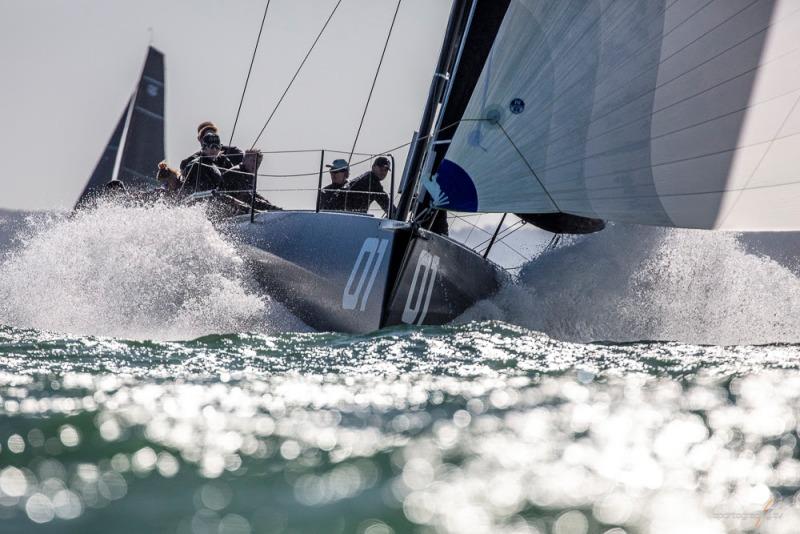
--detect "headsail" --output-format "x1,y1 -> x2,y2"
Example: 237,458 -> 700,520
75,101 -> 129,207
75,46 -> 165,206
431,0 -> 800,231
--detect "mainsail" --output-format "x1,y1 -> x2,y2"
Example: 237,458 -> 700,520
75,46 -> 165,206
431,0 -> 800,231
117,47 -> 165,188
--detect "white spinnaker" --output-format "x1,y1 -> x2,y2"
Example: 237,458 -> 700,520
441,0 -> 800,230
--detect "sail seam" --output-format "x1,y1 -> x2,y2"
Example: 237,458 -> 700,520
543,129 -> 800,190
142,75 -> 164,87
549,176 -> 800,202
556,3 -> 800,157
519,0 -> 767,159
541,80 -> 800,176
516,0 -> 672,129
717,91 -> 800,227
133,106 -> 164,121
572,48 -> 800,153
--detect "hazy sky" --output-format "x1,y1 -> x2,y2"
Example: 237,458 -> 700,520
0,0 -> 453,210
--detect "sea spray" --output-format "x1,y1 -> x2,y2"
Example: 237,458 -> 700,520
460,224 -> 800,345
0,201 -> 303,339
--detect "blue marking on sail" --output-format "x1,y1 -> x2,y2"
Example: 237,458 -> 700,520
424,159 -> 478,211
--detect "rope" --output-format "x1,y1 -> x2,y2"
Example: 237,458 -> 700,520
229,0 -> 272,145
250,0 -> 344,149
347,0 -> 403,163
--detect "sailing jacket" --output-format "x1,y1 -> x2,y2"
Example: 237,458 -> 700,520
344,171 -> 390,214
318,182 -> 348,211
180,154 -> 233,195
220,167 -> 281,211
179,145 -> 244,172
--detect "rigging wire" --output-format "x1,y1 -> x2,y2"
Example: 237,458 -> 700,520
495,121 -> 560,212
250,0 -> 344,149
229,0 -> 272,146
541,234 -> 562,254
347,0 -> 404,163
478,224 -> 530,261
463,213 -> 482,246
474,219 -> 525,251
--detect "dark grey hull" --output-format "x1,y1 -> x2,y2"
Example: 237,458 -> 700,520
229,211 -> 505,333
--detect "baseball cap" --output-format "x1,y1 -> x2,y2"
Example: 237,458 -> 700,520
374,156 -> 391,169
326,159 -> 350,172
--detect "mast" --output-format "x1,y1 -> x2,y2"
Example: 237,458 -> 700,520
394,0 -> 472,221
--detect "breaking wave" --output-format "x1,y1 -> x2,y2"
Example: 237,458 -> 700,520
461,224 -> 800,345
0,201 -> 304,339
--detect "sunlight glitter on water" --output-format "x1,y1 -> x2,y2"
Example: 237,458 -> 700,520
2,323 -> 800,533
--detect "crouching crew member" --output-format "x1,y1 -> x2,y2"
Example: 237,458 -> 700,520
221,149 -> 281,211
180,129 -> 234,194
180,121 -> 244,170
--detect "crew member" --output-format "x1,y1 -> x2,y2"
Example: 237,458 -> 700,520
180,121 -> 244,172
156,161 -> 182,196
318,158 -> 350,211
345,156 -> 391,215
180,129 -> 234,194
221,149 -> 281,211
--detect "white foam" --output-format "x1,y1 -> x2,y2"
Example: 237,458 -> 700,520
460,224 -> 800,345
0,201 -> 305,340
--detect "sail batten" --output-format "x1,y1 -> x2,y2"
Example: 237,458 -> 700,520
430,0 -> 800,231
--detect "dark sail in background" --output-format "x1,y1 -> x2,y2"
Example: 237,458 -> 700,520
74,46 -> 165,207
75,101 -> 129,208
117,46 -> 165,189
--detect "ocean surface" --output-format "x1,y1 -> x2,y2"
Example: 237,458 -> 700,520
1,204 -> 799,534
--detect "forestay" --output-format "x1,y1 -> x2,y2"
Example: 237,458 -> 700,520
431,0 -> 800,230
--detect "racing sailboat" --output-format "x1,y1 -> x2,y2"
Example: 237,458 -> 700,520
231,0 -> 800,332
76,46 -> 165,206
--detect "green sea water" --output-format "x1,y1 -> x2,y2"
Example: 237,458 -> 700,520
2,322 -> 800,534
